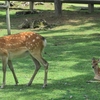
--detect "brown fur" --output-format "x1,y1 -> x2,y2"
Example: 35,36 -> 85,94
0,32 -> 48,88
92,57 -> 100,80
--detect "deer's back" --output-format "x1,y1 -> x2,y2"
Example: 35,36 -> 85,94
0,32 -> 44,59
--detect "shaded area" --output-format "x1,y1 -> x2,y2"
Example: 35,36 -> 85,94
0,74 -> 100,100
0,4 -> 100,30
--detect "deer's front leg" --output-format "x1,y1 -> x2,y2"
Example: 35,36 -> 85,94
1,56 -> 8,89
8,60 -> 18,86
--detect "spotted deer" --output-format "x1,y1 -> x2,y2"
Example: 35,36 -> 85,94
0,31 -> 48,88
92,57 -> 100,80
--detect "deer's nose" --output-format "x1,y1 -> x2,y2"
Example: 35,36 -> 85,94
92,66 -> 94,68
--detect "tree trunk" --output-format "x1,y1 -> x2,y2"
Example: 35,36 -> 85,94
6,1 -> 11,35
88,3 -> 94,13
30,1 -> 34,11
54,0 -> 62,16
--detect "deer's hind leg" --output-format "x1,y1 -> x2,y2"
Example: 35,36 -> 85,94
29,51 -> 49,88
27,55 -> 41,86
35,55 -> 48,88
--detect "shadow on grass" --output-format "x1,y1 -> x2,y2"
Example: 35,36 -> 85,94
0,30 -> 98,75
0,8 -> 100,31
1,74 -> 100,100
44,31 -> 100,60
0,8 -> 100,100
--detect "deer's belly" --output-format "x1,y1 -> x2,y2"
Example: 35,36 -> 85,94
8,47 -> 29,59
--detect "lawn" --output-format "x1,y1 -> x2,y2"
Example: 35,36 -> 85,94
0,2 -> 100,100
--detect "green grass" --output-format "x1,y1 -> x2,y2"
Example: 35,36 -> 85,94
0,3 -> 100,100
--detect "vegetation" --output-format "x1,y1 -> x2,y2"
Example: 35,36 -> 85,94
0,2 -> 100,100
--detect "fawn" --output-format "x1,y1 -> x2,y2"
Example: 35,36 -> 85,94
0,31 -> 48,88
92,57 -> 100,80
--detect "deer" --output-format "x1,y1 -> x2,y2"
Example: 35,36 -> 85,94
0,31 -> 48,88
92,57 -> 100,80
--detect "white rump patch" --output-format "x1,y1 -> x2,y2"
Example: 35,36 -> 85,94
43,39 -> 47,47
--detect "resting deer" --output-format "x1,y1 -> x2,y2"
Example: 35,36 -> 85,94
92,57 -> 100,80
0,31 -> 48,88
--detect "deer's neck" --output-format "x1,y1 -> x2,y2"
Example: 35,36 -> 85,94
94,67 -> 100,75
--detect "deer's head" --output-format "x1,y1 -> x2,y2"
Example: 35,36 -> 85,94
92,57 -> 99,69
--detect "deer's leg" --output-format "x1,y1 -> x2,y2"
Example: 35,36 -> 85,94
27,55 -> 41,86
37,57 -> 48,88
42,58 -> 48,88
30,53 -> 48,88
8,60 -> 18,85
1,56 -> 8,88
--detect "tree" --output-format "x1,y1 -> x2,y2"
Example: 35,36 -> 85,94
54,0 -> 62,16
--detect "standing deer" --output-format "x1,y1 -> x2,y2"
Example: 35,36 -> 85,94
92,57 -> 100,80
0,31 -> 48,88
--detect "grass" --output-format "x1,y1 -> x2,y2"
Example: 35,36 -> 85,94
0,2 -> 100,100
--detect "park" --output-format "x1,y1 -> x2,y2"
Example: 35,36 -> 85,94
0,1 -> 100,100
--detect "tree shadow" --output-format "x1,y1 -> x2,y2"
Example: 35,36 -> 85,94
0,8 -> 100,31
1,74 -> 100,100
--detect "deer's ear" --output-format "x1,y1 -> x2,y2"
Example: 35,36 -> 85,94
98,59 -> 100,62
92,57 -> 95,61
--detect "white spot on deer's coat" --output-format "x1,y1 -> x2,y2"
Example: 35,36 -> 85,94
28,35 -> 30,38
36,36 -> 39,39
33,39 -> 35,42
